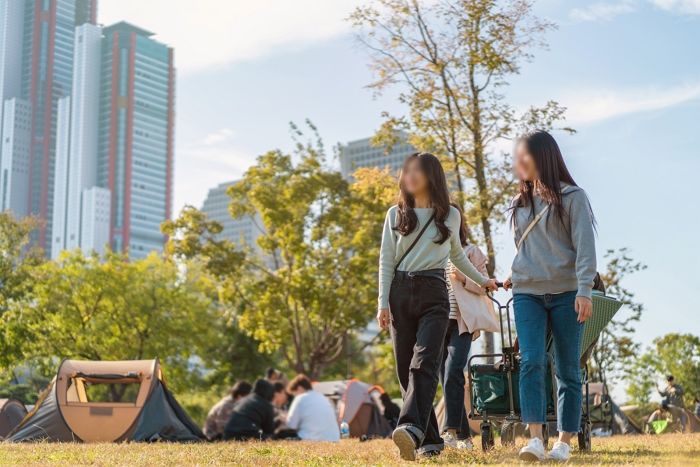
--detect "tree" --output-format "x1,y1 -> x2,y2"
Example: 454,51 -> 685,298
626,333 -> 700,407
165,125 -> 396,378
0,213 -> 43,316
351,0 -> 574,353
161,207 -> 277,386
589,248 -> 647,383
0,251 -> 217,393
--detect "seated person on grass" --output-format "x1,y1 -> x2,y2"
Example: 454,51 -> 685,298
203,380 -> 252,440
647,402 -> 688,433
286,374 -> 340,442
224,379 -> 276,441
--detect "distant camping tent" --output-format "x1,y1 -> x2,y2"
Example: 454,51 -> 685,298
313,380 -> 392,438
7,359 -> 204,443
0,399 -> 28,438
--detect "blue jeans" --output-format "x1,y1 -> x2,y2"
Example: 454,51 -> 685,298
439,320 -> 472,439
514,291 -> 583,433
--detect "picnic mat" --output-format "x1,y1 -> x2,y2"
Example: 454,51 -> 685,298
580,294 -> 624,356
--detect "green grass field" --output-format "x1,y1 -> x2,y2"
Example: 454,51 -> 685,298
1,434 -> 699,466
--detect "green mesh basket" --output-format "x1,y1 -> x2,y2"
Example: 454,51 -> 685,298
580,294 -> 624,356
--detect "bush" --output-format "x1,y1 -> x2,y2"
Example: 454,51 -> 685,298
0,383 -> 39,405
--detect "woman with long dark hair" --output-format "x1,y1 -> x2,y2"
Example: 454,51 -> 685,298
377,152 -> 497,460
504,130 -> 596,462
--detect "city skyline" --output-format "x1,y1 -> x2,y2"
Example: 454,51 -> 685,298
0,0 -> 174,259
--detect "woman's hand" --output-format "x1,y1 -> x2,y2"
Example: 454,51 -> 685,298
483,278 -> 499,292
376,308 -> 391,331
503,278 -> 512,290
575,296 -> 593,323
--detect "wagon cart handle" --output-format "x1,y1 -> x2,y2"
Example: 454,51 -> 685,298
485,282 -> 515,352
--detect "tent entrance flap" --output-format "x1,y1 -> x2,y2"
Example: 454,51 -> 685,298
67,377 -> 141,404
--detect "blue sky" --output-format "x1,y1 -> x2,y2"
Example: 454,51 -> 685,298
101,1 -> 700,353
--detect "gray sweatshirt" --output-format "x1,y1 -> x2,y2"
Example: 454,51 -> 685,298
378,206 -> 488,310
511,184 -> 597,299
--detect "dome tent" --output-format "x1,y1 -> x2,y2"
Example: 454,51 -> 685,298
7,359 -> 204,443
0,399 -> 28,438
313,379 -> 392,438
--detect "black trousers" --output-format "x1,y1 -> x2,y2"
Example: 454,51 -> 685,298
389,271 -> 449,451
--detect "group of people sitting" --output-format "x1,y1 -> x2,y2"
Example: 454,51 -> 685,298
646,375 -> 698,433
203,368 -> 340,442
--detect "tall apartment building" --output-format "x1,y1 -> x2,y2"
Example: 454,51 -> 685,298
51,23 -> 107,257
0,0 -> 97,251
97,22 -> 175,259
0,98 -> 31,213
338,133 -> 415,180
201,180 -> 265,258
0,0 -> 29,216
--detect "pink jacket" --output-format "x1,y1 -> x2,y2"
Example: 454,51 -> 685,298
449,244 -> 490,336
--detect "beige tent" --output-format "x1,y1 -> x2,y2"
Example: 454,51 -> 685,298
0,399 -> 27,438
7,359 -> 204,443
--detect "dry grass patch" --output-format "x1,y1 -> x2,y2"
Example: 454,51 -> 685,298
0,433 -> 699,465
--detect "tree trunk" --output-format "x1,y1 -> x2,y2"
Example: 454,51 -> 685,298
471,91 -> 496,358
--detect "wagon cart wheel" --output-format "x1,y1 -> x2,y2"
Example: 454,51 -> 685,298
501,422 -> 515,446
578,421 -> 592,452
542,423 -> 550,450
481,422 -> 495,451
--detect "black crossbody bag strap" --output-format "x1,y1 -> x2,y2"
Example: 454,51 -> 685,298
394,212 -> 436,273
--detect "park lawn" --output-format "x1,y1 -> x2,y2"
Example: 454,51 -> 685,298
0,434 -> 699,466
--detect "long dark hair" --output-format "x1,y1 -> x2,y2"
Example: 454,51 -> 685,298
513,130 -> 585,227
450,202 -> 469,247
394,152 -> 451,244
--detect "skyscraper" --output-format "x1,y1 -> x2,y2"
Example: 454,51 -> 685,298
0,98 -> 31,214
338,133 -> 415,180
98,22 -> 174,259
0,0 -> 29,216
0,0 -> 97,250
200,180 -> 265,258
0,0 -> 24,141
51,22 -> 107,257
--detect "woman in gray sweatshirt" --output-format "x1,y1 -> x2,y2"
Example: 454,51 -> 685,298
504,130 -> 596,463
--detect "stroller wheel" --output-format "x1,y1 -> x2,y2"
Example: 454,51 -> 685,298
501,422 -> 515,446
578,422 -> 592,452
480,423 -> 495,451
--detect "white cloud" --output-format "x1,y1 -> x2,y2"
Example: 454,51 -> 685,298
649,0 -> 700,14
203,128 -> 236,146
570,0 -> 637,21
562,82 -> 700,124
174,131 -> 255,211
98,0 -> 362,73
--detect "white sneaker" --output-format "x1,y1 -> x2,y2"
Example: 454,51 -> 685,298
519,437 -> 547,462
441,431 -> 457,448
548,441 -> 571,462
456,438 -> 474,450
